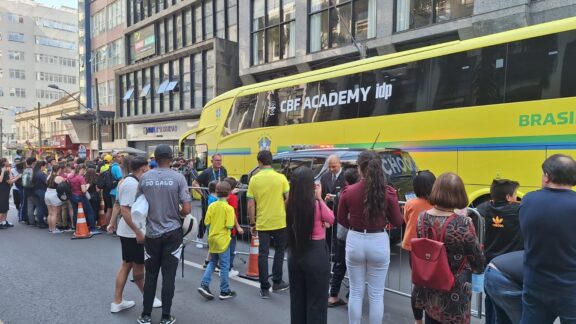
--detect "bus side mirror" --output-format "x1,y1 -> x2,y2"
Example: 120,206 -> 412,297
240,174 -> 248,185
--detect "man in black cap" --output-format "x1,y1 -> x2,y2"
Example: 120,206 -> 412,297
137,145 -> 191,324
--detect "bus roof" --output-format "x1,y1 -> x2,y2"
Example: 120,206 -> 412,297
205,16 -> 576,105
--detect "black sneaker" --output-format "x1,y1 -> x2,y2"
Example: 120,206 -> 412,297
159,315 -> 176,324
260,289 -> 270,299
203,260 -> 209,269
197,285 -> 214,300
136,315 -> 152,324
219,290 -> 237,300
5,221 -> 14,227
0,223 -> 7,229
272,281 -> 289,292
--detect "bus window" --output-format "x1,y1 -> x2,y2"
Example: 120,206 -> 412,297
194,144 -> 208,171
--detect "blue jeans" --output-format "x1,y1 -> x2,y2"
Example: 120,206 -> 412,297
484,266 -> 521,324
201,246 -> 231,293
521,286 -> 576,324
70,194 -> 96,230
229,236 -> 237,270
34,189 -> 48,223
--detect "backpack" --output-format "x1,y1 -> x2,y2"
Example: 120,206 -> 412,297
22,168 -> 34,189
410,214 -> 466,292
56,181 -> 72,201
97,169 -> 119,191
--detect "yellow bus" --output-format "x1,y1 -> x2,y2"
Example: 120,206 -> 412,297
180,16 -> 576,206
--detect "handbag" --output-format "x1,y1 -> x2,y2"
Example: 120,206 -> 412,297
410,214 -> 466,292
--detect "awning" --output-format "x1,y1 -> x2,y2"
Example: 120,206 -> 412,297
140,84 -> 151,97
122,88 -> 134,101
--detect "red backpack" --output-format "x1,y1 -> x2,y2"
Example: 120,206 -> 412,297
410,214 -> 467,292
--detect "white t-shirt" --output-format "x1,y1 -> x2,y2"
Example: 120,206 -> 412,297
116,176 -> 146,238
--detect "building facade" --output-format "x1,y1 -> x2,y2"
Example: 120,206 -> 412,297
14,94 -> 93,158
0,0 -> 79,148
78,0 -> 128,155
238,0 -> 576,83
115,0 -> 239,155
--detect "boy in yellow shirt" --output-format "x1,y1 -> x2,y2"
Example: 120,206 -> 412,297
197,181 -> 237,300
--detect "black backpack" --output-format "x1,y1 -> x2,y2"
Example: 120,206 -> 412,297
97,169 -> 119,191
56,181 -> 72,201
22,168 -> 34,189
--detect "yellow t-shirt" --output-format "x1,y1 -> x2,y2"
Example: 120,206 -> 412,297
204,199 -> 235,254
247,168 -> 289,231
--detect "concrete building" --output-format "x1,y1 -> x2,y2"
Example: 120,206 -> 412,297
13,94 -> 93,158
115,0 -> 239,155
238,0 -> 576,83
0,0 -> 78,149
79,0 -> 128,155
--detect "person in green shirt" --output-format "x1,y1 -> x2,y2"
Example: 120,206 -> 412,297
197,181 -> 237,301
248,150 -> 290,299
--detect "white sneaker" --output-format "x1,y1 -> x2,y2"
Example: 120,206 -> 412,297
51,229 -> 63,234
229,269 -> 239,278
110,300 -> 135,313
153,297 -> 162,308
196,243 -> 203,248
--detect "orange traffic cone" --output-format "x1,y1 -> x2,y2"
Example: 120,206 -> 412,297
243,235 -> 259,280
97,197 -> 106,228
72,202 -> 93,240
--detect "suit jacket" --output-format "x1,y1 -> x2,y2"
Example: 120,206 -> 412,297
320,170 -> 346,211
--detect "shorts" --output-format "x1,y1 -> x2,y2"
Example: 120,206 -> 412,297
103,192 -> 113,209
120,237 -> 144,264
45,188 -> 64,207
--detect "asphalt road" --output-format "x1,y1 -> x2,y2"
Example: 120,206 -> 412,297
0,205 -> 481,324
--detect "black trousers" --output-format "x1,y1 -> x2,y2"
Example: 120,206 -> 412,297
329,238 -> 347,298
142,228 -> 183,317
425,313 -> 442,324
13,189 -> 21,211
288,240 -> 330,324
258,228 -> 287,290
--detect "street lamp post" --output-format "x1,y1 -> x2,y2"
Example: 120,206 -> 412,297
48,84 -> 102,153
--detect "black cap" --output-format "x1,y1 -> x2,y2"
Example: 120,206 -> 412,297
154,144 -> 173,160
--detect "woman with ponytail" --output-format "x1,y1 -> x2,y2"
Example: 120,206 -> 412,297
337,150 -> 403,324
286,167 -> 334,324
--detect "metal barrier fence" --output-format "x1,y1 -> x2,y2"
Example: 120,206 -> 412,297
187,186 -> 485,318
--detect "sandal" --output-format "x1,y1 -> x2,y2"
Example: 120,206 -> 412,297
328,298 -> 347,307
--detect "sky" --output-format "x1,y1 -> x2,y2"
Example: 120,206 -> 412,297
34,0 -> 78,9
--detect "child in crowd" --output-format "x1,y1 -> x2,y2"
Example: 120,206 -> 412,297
477,179 -> 523,324
203,180 -> 219,268
401,170 -> 436,324
198,181 -> 237,300
223,177 -> 244,277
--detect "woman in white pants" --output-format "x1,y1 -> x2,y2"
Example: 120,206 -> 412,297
337,151 -> 403,324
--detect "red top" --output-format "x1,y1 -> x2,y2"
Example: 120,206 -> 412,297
67,174 -> 86,197
312,200 -> 335,240
227,193 -> 239,235
337,180 -> 403,230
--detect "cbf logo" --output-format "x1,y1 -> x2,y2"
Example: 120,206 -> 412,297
258,135 -> 271,151
215,108 -> 222,120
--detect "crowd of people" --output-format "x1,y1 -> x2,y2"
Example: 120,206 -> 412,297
2,146 -> 576,324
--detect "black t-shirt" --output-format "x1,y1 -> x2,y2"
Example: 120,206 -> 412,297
33,171 -> 48,191
491,250 -> 523,286
477,201 -> 523,262
195,166 -> 228,187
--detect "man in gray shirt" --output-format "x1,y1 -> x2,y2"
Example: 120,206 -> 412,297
137,145 -> 192,324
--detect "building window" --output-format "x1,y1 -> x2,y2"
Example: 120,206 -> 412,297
204,0 -> 214,39
36,72 -> 77,84
8,32 -> 25,43
10,88 -> 26,98
35,36 -> 76,50
35,18 -> 77,32
8,14 -> 24,24
228,0 -> 238,41
216,0 -> 226,38
107,0 -> 125,30
192,53 -> 203,108
184,8 -> 192,46
36,54 -> 76,67
309,0 -> 375,52
8,50 -> 25,61
194,4 -> 203,43
183,56 -> 191,109
395,0 -> 474,32
108,80 -> 116,107
9,69 -> 26,80
205,50 -> 215,103
175,13 -> 183,50
166,17 -> 174,53
252,0 -> 295,65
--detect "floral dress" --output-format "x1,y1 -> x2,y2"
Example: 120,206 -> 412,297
414,212 -> 485,324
